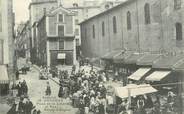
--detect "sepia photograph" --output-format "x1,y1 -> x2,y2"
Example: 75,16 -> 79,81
0,0 -> 184,114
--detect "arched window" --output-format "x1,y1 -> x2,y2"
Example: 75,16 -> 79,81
176,23 -> 182,41
174,0 -> 181,9
127,11 -> 131,30
144,3 -> 151,24
102,21 -> 105,36
92,25 -> 95,39
113,16 -> 117,33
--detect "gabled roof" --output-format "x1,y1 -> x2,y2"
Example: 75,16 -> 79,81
48,5 -> 76,16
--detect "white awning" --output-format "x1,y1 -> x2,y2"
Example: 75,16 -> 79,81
115,84 -> 157,99
128,68 -> 151,81
57,53 -> 66,59
146,71 -> 171,81
0,65 -> 9,84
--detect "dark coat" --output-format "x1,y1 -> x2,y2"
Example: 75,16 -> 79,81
7,104 -> 17,114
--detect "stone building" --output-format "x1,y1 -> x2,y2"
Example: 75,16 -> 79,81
80,0 -> 184,58
35,5 -> 76,67
0,0 -> 15,95
29,0 -> 58,63
59,0 -> 123,59
80,0 -> 184,106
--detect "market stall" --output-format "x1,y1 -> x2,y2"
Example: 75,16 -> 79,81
114,84 -> 157,99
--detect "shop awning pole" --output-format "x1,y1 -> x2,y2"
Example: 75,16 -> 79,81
128,88 -> 131,109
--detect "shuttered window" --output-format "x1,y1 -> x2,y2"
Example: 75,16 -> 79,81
174,0 -> 181,10
59,39 -> 64,50
144,3 -> 151,24
58,25 -> 64,37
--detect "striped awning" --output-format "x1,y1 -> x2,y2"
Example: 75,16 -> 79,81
0,65 -> 9,84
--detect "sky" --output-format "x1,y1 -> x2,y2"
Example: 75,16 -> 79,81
13,0 -> 126,25
13,0 -> 31,25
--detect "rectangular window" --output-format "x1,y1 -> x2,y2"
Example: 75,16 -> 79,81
75,19 -> 79,25
75,28 -> 79,35
59,40 -> 64,50
174,0 -> 181,10
92,25 -> 95,38
58,14 -> 64,22
102,21 -> 105,36
58,25 -> 64,37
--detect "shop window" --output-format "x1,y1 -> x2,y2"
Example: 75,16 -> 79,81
113,16 -> 117,34
174,0 -> 181,10
92,24 -> 95,39
144,3 -> 151,24
102,21 -> 105,36
127,11 -> 131,30
176,23 -> 182,41
59,40 -> 64,50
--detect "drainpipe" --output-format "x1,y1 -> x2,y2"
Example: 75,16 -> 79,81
136,0 -> 141,53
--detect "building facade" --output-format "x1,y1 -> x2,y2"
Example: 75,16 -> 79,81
80,0 -> 184,109
0,0 -> 15,95
80,0 -> 184,58
15,21 -> 31,60
66,0 -> 123,59
35,6 -> 76,67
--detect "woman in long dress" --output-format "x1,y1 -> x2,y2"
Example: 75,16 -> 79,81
45,82 -> 51,96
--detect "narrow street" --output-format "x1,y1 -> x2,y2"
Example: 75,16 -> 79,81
19,66 -> 78,114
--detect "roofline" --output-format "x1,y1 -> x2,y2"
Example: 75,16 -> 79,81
29,0 -> 57,9
79,0 -> 135,25
67,6 -> 101,9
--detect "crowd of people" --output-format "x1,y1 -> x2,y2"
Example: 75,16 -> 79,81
55,61 -> 183,114
15,80 -> 28,97
57,63 -> 110,114
7,96 -> 41,114
8,79 -> 41,114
